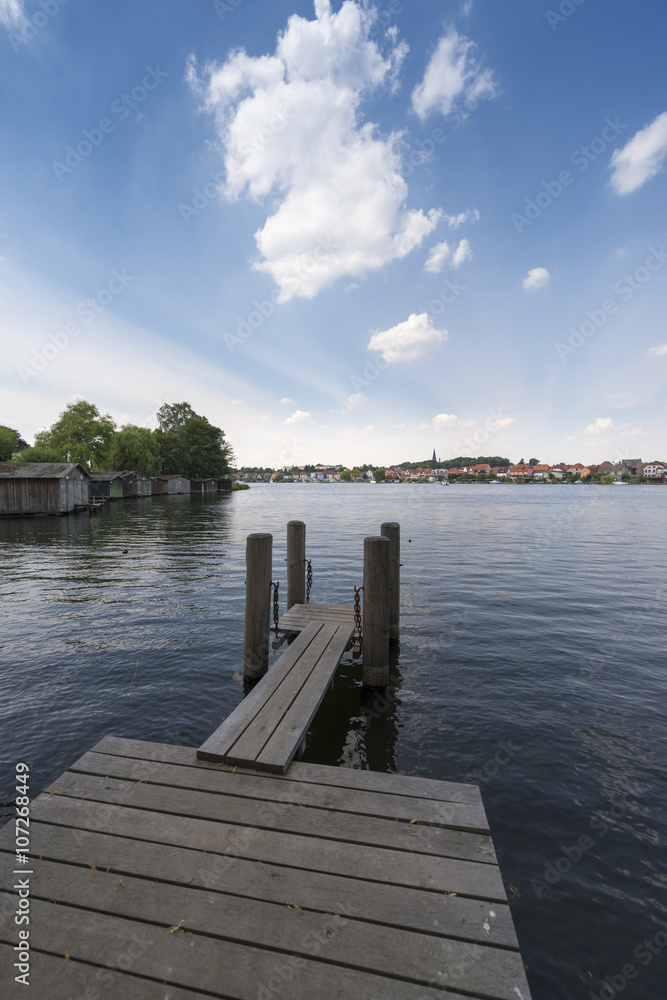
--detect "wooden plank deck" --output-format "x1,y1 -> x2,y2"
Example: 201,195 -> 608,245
198,619 -> 354,772
0,736 -> 532,999
278,601 -> 358,635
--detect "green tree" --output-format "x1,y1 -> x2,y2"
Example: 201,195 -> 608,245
33,400 -> 116,466
350,467 -> 361,479
103,425 -> 162,475
0,426 -> 27,461
373,468 -> 386,482
155,402 -> 234,477
340,469 -> 352,481
15,444 -> 64,463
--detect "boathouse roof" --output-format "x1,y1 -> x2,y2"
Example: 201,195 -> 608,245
0,462 -> 91,479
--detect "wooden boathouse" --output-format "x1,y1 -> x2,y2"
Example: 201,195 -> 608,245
151,473 -> 191,495
89,473 -> 124,500
0,521 -> 533,998
118,470 -> 152,498
0,462 -> 90,516
190,476 -> 218,493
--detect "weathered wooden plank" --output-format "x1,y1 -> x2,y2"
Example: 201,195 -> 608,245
69,751 -> 491,837
222,622 -> 349,770
242,624 -> 353,772
44,770 -> 496,864
0,862 -> 528,998
27,795 -> 505,899
197,621 -> 327,762
2,828 -> 518,947
91,737 -> 483,805
0,943 -> 211,1000
4,897 -> 492,1000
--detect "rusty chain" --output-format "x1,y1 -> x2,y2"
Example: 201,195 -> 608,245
353,585 -> 363,647
271,581 -> 280,632
305,559 -> 312,603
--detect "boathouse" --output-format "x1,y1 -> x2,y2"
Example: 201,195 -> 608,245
217,478 -> 233,492
89,473 -> 124,500
0,462 -> 90,516
190,477 -> 218,493
152,473 -> 191,494
118,470 -> 152,498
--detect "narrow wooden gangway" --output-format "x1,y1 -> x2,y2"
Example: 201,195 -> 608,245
0,736 -> 532,999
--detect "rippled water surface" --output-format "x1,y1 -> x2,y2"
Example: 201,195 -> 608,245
1,484 -> 666,999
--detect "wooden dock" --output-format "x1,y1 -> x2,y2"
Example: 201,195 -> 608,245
0,522 -> 532,997
0,735 -> 531,999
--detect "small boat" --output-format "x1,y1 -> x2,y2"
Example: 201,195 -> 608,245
612,480 -> 628,486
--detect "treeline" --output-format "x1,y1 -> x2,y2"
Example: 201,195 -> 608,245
398,456 -> 511,470
1,400 -> 234,479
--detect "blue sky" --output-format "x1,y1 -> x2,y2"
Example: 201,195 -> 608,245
1,0 -> 666,467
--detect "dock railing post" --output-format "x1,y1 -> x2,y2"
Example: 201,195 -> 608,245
286,520 -> 306,610
380,521 -> 400,643
362,535 -> 390,688
244,532 -> 272,681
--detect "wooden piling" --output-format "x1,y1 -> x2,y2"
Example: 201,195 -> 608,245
286,520 -> 306,610
380,521 -> 400,643
244,532 -> 272,681
362,535 -> 390,688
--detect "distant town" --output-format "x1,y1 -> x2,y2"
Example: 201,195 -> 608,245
235,456 -> 667,484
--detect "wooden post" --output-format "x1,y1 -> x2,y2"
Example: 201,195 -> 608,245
362,535 -> 390,688
244,532 -> 272,681
286,520 -> 306,610
380,522 -> 400,643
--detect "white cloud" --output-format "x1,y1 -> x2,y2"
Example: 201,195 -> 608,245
344,392 -> 367,410
621,427 -> 643,437
367,312 -> 447,363
411,27 -> 497,120
193,0 -> 439,302
432,412 -> 458,428
257,414 -> 271,423
280,396 -> 295,404
424,241 -> 450,273
0,0 -> 26,28
361,425 -> 374,435
231,397 -> 245,405
522,267 -> 550,291
610,112 -> 667,195
646,344 -> 667,357
284,409 -> 315,426
584,417 -> 614,434
444,208 -> 479,229
487,416 -> 514,430
451,238 -> 473,268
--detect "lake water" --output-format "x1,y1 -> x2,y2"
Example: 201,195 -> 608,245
1,484 -> 666,999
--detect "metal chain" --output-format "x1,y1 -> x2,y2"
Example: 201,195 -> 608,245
305,559 -> 312,603
353,585 -> 363,647
271,581 -> 280,632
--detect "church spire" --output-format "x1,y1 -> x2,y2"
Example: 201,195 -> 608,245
432,448 -> 437,464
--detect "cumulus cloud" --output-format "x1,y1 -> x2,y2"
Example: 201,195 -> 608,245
522,267 -> 550,291
367,312 -> 447,363
424,241 -> 451,273
344,392 -> 367,410
280,396 -> 295,404
0,0 -> 26,28
451,238 -> 473,268
284,409 -> 315,426
610,112 -> 667,195
584,417 -> 614,434
488,416 -> 514,430
432,413 -> 458,428
192,0 -> 440,302
646,343 -> 667,357
411,27 -> 497,120
444,208 -> 479,228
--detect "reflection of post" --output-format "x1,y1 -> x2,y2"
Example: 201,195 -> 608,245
244,533 -> 272,681
362,535 -> 390,688
286,520 -> 306,609
380,521 -> 400,643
